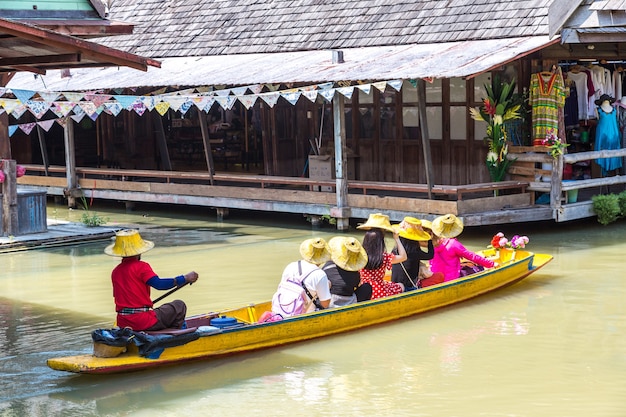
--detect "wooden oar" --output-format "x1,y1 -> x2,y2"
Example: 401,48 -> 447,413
152,282 -> 190,304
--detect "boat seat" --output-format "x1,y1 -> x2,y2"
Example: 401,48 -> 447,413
144,327 -> 198,336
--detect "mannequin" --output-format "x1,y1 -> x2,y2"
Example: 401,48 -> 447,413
594,94 -> 622,176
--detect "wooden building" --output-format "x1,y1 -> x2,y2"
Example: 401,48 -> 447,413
5,0 -> 626,228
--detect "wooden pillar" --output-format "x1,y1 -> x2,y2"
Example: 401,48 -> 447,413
417,79 -> 435,199
198,110 -> 215,183
64,119 -> 78,208
151,111 -> 172,171
332,93 -> 350,231
549,154 -> 563,215
36,126 -> 50,176
1,159 -> 18,236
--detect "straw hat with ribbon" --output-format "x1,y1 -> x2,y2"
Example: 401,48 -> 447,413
299,237 -> 331,265
104,229 -> 155,257
420,219 -> 433,232
431,214 -> 464,238
356,213 -> 395,232
392,216 -> 431,241
328,236 -> 368,272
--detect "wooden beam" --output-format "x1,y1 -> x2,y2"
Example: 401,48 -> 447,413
417,79 -> 434,198
0,53 -> 81,66
198,110 -> 215,184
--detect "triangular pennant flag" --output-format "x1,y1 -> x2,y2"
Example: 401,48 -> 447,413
266,84 -> 281,92
165,96 -> 190,112
78,102 -> 98,117
388,80 -> 403,92
237,95 -> 258,110
280,91 -> 301,105
318,89 -> 336,102
372,81 -> 387,92
72,105 -> 85,118
408,79 -> 418,87
62,92 -> 85,102
37,119 -> 55,132
51,102 -> 76,117
103,102 -> 123,116
214,89 -> 232,97
214,96 -> 236,110
230,86 -> 248,96
19,122 -> 36,135
8,125 -> 18,137
26,100 -> 52,119
191,96 -> 212,111
0,98 -> 21,114
259,92 -> 280,108
336,86 -> 355,100
114,95 -> 138,110
299,85 -> 317,92
141,96 -> 157,112
85,93 -> 112,108
88,111 -> 100,121
248,84 -> 264,94
154,101 -> 170,116
356,84 -> 372,96
11,88 -> 36,104
71,113 -> 86,123
302,90 -> 319,103
11,104 -> 28,119
178,101 -> 193,115
0,87 -> 6,97
37,91 -> 61,103
202,98 -> 215,112
56,117 -> 68,128
316,82 -> 334,90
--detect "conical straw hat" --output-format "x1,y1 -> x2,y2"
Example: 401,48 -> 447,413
392,217 -> 431,241
104,229 -> 155,257
356,213 -> 394,232
431,214 -> 464,238
328,236 -> 368,271
299,237 -> 331,265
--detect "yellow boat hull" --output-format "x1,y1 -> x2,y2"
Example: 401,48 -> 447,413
48,249 -> 552,374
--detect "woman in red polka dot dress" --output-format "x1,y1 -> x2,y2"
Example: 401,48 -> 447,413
357,213 -> 407,300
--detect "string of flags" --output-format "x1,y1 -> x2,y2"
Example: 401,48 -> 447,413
3,79 -> 405,137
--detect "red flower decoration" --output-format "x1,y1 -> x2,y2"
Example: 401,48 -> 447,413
483,98 -> 496,116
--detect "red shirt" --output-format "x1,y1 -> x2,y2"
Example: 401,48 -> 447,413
359,252 -> 403,299
112,257 -> 158,330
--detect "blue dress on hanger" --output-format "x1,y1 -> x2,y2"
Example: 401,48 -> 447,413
594,106 -> 623,175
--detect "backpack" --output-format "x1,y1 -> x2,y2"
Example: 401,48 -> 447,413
271,261 -> 317,317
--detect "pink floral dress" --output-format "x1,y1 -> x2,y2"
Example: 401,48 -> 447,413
359,252 -> 403,299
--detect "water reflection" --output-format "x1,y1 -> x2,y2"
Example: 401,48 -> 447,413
1,202 -> 625,416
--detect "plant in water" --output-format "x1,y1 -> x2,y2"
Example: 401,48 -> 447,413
78,195 -> 109,227
592,194 -> 621,225
305,213 -> 336,227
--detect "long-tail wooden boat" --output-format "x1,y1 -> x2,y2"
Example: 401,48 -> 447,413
48,249 -> 552,374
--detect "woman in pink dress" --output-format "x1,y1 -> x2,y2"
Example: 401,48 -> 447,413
429,214 -> 495,282
357,213 -> 407,299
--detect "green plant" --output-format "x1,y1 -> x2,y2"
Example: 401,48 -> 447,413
78,195 -> 109,227
305,214 -> 336,227
469,75 -> 523,182
592,194 -> 621,225
617,191 -> 626,216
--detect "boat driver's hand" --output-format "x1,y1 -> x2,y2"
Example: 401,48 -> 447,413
184,271 -> 199,284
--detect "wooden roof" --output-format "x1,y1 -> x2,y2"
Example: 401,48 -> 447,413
96,0 -> 555,58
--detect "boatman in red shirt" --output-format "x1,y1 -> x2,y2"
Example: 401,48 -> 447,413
105,229 -> 199,331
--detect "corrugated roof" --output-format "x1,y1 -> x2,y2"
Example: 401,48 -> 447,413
7,36 -> 556,91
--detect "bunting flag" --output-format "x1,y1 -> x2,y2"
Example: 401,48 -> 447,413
372,81 -> 387,92
280,91 -> 301,105
166,96 -> 190,112
140,96 -> 158,112
191,96 -> 213,111
10,88 -> 36,104
51,101 -> 76,117
356,84 -> 372,96
78,102 -> 99,119
336,86 -> 355,100
8,125 -> 18,137
26,100 -> 51,119
11,104 -> 28,119
37,119 -> 55,132
302,90 -> 319,103
237,95 -> 258,110
56,117 -> 68,128
259,92 -> 280,108
103,102 -> 123,116
62,92 -> 85,102
318,89 -> 336,102
38,91 -> 61,103
132,101 -> 148,116
71,112 -> 86,123
85,93 -> 112,108
19,122 -> 36,135
388,80 -> 403,92
214,96 -> 237,110
113,95 -> 139,110
0,99 -> 21,115
230,86 -> 248,96
154,101 -> 170,116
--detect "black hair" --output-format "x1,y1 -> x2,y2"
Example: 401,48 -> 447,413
362,229 -> 385,270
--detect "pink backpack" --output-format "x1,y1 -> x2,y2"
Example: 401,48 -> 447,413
271,261 -> 316,317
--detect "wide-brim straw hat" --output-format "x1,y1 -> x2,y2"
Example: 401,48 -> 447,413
299,237 -> 331,265
420,219 -> 433,231
104,229 -> 155,257
328,236 -> 368,272
431,214 -> 464,238
356,213 -> 394,232
392,216 -> 431,241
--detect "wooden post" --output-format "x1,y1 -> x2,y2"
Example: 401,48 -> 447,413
417,79 -> 434,199
332,93 -> 350,231
36,126 -> 50,176
550,154 -> 563,215
198,110 -> 215,184
64,118 -> 78,208
1,159 -> 18,236
151,111 -> 172,171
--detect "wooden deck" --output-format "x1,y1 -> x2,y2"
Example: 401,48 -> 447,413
16,164 -> 557,227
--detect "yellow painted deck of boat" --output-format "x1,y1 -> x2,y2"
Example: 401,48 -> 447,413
47,250 -> 552,374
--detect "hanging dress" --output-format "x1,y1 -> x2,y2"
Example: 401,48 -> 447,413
530,70 -> 566,142
594,106 -> 623,175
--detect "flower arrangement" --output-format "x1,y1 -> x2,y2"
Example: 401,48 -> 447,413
489,232 -> 529,249
542,129 -> 569,159
470,76 -> 523,182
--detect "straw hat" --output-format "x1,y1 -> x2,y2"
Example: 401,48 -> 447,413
356,213 -> 394,232
299,237 -> 331,265
420,219 -> 433,231
104,229 -> 155,257
392,217 -> 431,241
431,214 -> 464,238
328,236 -> 368,271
